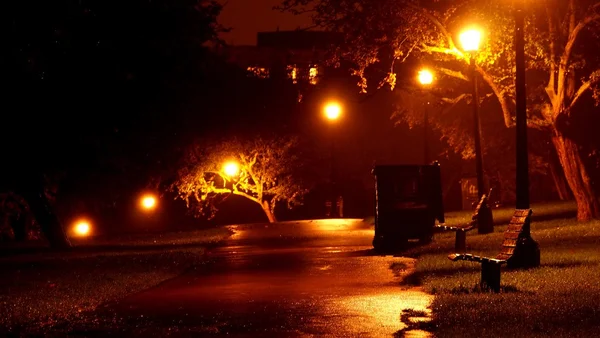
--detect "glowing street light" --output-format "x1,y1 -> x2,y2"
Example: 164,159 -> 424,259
460,26 -> 493,234
140,194 -> 157,210
323,101 -> 342,121
459,28 -> 482,52
73,220 -> 91,237
223,161 -> 240,178
323,100 -> 343,217
418,69 -> 434,86
418,69 -> 434,164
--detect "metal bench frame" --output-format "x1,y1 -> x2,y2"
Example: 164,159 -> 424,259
435,194 -> 491,252
448,209 -> 540,292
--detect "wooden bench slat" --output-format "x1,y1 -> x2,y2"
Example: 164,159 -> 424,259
513,209 -> 530,217
504,232 -> 520,239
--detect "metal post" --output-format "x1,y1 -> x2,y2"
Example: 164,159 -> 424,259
515,0 -> 530,209
471,57 -> 485,199
330,124 -> 338,218
424,101 -> 430,164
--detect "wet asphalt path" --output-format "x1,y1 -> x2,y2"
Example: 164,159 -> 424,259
103,219 -> 432,337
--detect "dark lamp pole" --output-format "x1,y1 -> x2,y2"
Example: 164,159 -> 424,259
515,1 -> 530,209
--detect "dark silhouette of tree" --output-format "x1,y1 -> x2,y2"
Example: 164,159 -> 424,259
1,0 -> 224,247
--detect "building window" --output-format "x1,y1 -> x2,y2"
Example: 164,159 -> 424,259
247,66 -> 270,79
287,65 -> 298,84
308,66 -> 318,85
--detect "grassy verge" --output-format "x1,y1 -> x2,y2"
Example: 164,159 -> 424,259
398,201 -> 600,337
0,227 -> 233,333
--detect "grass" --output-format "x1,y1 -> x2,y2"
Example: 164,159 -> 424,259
0,227 -> 233,334
398,201 -> 600,337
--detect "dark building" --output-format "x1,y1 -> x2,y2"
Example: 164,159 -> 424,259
219,30 -> 343,85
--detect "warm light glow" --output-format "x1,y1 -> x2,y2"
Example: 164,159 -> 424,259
223,161 -> 240,177
73,220 -> 91,237
324,102 -> 342,121
418,69 -> 434,85
140,194 -> 157,210
309,66 -> 318,85
459,28 -> 482,52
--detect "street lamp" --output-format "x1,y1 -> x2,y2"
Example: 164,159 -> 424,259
324,101 -> 342,121
514,1 -> 529,209
459,27 -> 486,201
72,219 -> 92,237
223,161 -> 240,178
323,101 -> 342,218
140,194 -> 157,211
418,69 -> 434,164
460,27 -> 494,234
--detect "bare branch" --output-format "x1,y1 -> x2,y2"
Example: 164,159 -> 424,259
422,44 -> 465,60
436,67 -> 469,82
561,13 -> 600,79
476,65 -> 513,128
545,1 -> 557,101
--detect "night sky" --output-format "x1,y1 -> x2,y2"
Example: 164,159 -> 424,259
218,0 -> 312,45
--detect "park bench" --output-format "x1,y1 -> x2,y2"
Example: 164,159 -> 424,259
435,193 -> 492,253
448,209 -> 540,292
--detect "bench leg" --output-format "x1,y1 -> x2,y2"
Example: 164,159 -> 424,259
455,231 -> 466,253
480,262 -> 501,292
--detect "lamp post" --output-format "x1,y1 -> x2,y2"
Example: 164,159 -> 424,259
324,101 -> 342,218
514,1 -> 529,209
460,28 -> 494,234
418,69 -> 434,164
459,28 -> 486,201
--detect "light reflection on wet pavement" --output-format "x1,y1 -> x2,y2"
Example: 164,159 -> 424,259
103,219 -> 433,337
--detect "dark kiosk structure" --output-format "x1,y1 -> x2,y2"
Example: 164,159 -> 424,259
372,163 -> 445,251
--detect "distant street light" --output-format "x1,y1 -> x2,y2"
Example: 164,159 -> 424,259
418,69 -> 434,164
223,161 -> 240,178
324,101 -> 342,121
323,101 -> 343,218
459,27 -> 486,201
73,219 -> 91,237
140,194 -> 157,211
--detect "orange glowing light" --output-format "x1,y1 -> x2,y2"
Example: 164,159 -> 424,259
418,69 -> 434,86
324,102 -> 342,121
459,28 -> 482,52
223,161 -> 240,177
140,194 -> 157,210
73,220 -> 91,237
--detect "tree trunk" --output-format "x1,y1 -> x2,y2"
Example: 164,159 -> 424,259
261,200 -> 277,223
552,132 -> 600,221
15,177 -> 72,249
548,146 -> 573,200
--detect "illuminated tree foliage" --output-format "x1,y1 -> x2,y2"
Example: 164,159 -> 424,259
280,0 -> 600,220
173,136 -> 308,223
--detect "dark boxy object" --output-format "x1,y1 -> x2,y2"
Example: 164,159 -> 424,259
372,163 -> 445,251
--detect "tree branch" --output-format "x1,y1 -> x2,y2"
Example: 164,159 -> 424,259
561,12 -> 600,86
476,65 -> 514,128
545,1 -> 557,101
409,4 -> 460,52
232,189 -> 261,204
436,67 -> 469,82
568,70 -> 600,110
422,44 -> 465,60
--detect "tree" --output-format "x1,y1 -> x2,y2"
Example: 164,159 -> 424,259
280,0 -> 600,220
1,0 -> 224,246
173,136 -> 308,223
